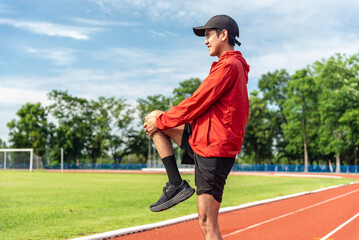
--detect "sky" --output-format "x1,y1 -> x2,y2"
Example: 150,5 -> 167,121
1,0 -> 359,143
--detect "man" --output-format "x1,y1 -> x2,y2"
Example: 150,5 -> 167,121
143,15 -> 250,239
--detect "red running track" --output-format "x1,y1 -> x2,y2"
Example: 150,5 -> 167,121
115,182 -> 359,240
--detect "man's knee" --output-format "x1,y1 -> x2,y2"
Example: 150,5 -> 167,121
198,213 -> 220,238
198,214 -> 208,233
198,213 -> 215,227
198,212 -> 208,224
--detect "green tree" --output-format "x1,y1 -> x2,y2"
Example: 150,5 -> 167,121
258,69 -> 292,163
282,69 -> 320,171
0,138 -> 7,148
48,90 -> 135,166
258,69 -> 289,113
313,54 -> 358,172
242,91 -> 275,165
126,129 -> 148,163
172,78 -> 201,106
48,90 -> 90,165
137,94 -> 171,120
93,96 -> 134,164
337,54 -> 359,169
83,98 -> 109,166
7,103 -> 49,156
339,107 -> 359,168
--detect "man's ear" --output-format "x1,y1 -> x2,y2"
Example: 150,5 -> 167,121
221,29 -> 229,42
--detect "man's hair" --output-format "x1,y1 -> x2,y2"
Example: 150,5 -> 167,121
214,29 -> 235,46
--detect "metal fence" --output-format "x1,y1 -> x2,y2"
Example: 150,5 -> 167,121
26,163 -> 358,173
231,164 -> 358,173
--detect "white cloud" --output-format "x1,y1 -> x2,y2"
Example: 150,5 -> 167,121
0,112 -> 11,142
86,0 -> 359,68
0,87 -> 51,144
51,68 -> 176,100
87,0 -> 359,24
72,17 -> 140,27
0,87 -> 50,105
2,0 -> 359,145
0,4 -> 6,12
247,36 -> 359,82
0,42 -> 208,104
149,30 -> 177,38
91,45 -> 211,82
88,0 -> 197,21
0,3 -> 14,14
24,47 -> 77,66
0,18 -> 102,40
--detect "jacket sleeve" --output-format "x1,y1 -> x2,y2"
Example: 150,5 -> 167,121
156,60 -> 238,130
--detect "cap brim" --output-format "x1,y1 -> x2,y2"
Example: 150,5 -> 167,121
193,26 -> 214,37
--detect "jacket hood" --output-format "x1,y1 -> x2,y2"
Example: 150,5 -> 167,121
220,51 -> 250,83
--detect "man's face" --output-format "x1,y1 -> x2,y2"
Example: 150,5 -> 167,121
205,29 -> 223,58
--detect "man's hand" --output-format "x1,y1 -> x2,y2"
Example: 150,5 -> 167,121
143,111 -> 162,137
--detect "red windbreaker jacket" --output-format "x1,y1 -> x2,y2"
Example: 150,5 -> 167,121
156,51 -> 250,158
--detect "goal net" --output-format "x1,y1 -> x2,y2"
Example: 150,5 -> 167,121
0,149 -> 34,172
0,148 -> 64,172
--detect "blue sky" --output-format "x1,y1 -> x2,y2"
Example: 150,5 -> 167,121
1,0 -> 359,143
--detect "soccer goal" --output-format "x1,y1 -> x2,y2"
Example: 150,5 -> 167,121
0,148 -> 65,172
0,148 -> 34,172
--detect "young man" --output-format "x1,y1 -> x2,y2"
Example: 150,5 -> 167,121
143,15 -> 250,239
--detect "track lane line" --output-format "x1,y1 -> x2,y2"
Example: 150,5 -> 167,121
320,212 -> 359,240
74,183 -> 359,240
222,188 -> 359,238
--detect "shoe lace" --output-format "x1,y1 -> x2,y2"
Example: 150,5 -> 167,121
161,186 -> 168,198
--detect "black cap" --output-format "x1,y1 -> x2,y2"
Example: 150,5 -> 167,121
193,15 -> 241,46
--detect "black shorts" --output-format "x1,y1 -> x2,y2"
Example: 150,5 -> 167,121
179,123 -> 235,203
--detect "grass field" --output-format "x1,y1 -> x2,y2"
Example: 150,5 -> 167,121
0,171 -> 355,240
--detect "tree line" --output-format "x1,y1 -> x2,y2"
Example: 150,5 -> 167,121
242,53 -> 359,171
1,53 -> 358,170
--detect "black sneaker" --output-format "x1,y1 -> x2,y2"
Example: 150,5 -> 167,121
150,180 -> 195,212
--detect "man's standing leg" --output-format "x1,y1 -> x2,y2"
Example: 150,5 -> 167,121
197,194 -> 222,240
194,156 -> 235,239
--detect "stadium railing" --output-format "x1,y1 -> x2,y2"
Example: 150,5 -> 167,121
34,163 -> 359,173
231,164 -> 358,173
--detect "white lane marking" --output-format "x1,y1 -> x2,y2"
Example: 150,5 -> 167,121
223,188 -> 359,238
320,212 -> 359,240
70,183 -> 359,240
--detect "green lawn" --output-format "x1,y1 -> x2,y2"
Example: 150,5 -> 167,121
0,171 -> 355,240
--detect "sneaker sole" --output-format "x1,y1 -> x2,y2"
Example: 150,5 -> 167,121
150,187 -> 195,212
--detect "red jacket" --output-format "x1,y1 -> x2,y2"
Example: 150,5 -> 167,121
156,51 -> 250,158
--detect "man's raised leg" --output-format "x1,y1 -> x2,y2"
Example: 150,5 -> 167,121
151,130 -> 182,185
147,111 -> 195,212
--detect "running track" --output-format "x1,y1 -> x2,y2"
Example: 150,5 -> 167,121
112,175 -> 359,240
